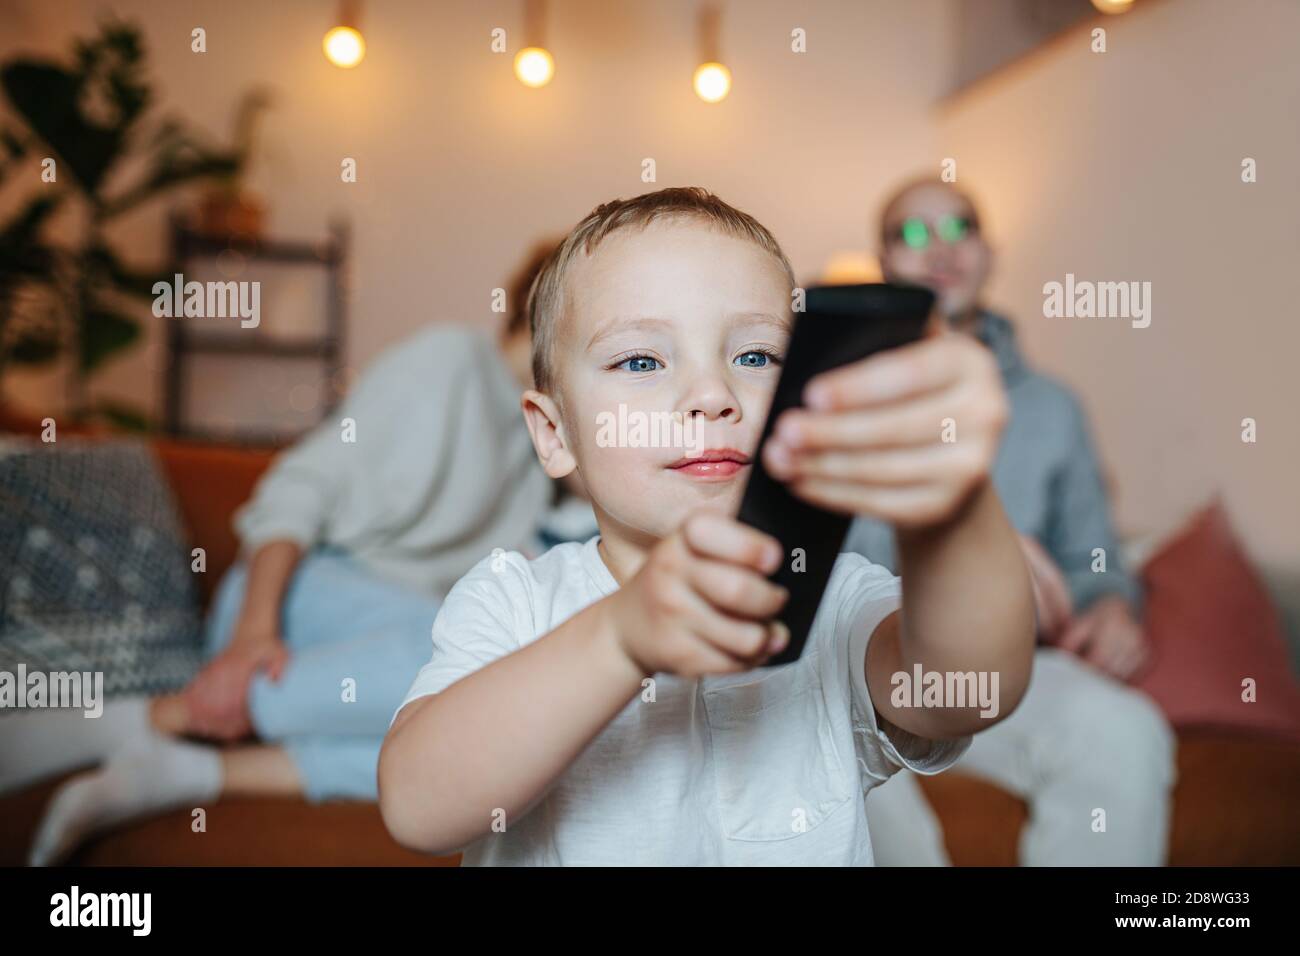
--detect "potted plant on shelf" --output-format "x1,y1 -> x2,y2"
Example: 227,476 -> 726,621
197,87 -> 274,240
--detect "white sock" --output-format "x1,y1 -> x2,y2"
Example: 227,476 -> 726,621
27,733 -> 222,866
0,696 -> 152,795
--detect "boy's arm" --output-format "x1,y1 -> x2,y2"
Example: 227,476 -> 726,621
758,324 -> 1036,743
865,477 -> 1036,739
379,596 -> 644,856
380,512 -> 789,856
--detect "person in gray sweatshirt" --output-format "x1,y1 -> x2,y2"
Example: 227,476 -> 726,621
850,177 -> 1176,865
6,242 -> 597,865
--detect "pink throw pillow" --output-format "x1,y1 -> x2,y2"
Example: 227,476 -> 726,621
1132,500 -> 1300,743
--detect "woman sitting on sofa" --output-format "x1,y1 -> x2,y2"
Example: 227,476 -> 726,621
1,241 -> 597,865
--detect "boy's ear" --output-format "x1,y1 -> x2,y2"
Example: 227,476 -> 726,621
521,389 -> 578,479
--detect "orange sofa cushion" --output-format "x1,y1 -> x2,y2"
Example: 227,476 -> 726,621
149,440 -> 276,608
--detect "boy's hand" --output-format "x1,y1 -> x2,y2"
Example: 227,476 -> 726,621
608,511 -> 791,679
762,324 -> 1007,529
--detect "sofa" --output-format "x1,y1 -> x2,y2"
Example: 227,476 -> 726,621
2,435 -> 1299,866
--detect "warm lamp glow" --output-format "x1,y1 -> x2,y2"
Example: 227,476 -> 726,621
820,251 -> 883,286
323,26 -> 365,68
1090,0 -> 1135,13
693,62 -> 731,103
514,47 -> 555,88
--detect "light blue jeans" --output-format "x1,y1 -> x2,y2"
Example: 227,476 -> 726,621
204,551 -> 439,802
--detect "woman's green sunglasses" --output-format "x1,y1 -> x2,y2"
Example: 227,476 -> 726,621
892,215 -> 977,249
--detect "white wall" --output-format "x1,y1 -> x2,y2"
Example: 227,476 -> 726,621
936,0 -> 1299,568
4,0 -> 1295,568
1,0 -> 949,426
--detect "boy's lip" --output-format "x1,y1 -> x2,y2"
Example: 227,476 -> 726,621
666,448 -> 751,480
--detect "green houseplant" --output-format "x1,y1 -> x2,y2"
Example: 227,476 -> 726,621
0,19 -> 240,426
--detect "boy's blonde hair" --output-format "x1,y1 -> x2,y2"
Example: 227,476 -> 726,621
526,186 -> 797,395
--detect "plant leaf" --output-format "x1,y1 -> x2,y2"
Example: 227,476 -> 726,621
0,126 -> 27,161
85,243 -> 166,299
0,194 -> 63,287
0,61 -> 121,194
77,303 -> 140,372
101,149 -> 239,219
89,399 -> 151,432
7,329 -> 61,365
0,126 -> 29,187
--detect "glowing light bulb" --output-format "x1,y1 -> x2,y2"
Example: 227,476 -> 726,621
693,62 -> 731,103
1090,0 -> 1135,13
323,26 -> 365,68
514,47 -> 555,88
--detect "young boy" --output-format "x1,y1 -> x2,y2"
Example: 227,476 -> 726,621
378,187 -> 1035,865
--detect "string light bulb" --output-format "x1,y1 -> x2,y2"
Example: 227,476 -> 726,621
323,27 -> 365,68
515,0 -> 554,88
1091,0 -> 1135,14
693,62 -> 731,103
514,47 -> 554,87
694,4 -> 730,103
323,1 -> 365,68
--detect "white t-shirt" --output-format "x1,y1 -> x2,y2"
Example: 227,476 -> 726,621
396,535 -> 972,866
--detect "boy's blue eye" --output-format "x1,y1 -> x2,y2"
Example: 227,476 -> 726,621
735,350 -> 772,368
618,355 -> 661,373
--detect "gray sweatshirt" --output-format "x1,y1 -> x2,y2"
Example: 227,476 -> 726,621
843,310 -> 1143,616
233,323 -> 552,598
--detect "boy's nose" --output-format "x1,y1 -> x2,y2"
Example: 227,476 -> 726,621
682,375 -> 739,422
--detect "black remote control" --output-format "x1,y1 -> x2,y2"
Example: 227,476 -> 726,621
736,282 -> 935,665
